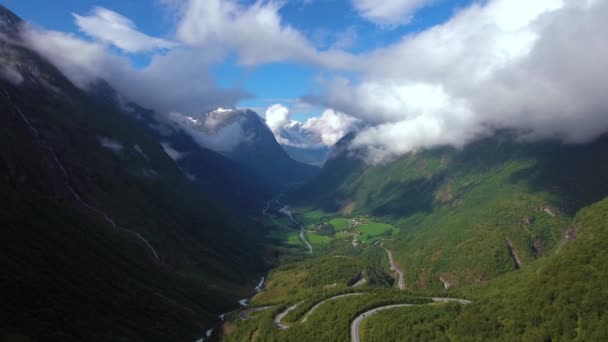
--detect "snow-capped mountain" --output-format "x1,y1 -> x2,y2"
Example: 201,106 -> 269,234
171,108 -> 320,187
264,105 -> 360,166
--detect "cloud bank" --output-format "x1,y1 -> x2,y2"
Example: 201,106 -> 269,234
317,0 -> 608,163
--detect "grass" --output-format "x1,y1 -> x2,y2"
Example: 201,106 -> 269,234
329,218 -> 350,230
356,222 -> 398,244
267,227 -> 302,247
306,232 -> 332,247
290,135 -> 608,289
297,210 -> 328,229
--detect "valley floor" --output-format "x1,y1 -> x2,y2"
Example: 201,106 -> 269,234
220,206 -> 473,341
219,196 -> 608,341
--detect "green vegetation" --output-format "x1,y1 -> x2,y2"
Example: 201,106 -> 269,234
361,304 -> 463,342
0,23 -> 268,341
267,227 -> 302,247
360,196 -> 608,341
329,217 -> 350,230
357,222 -> 397,244
297,210 -> 328,229
224,291 -> 432,342
306,232 -> 332,248
292,135 -> 608,289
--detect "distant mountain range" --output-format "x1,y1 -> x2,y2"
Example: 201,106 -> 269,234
171,107 -> 320,188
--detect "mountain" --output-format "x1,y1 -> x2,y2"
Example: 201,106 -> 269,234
334,195 -> 608,341
175,108 -> 320,188
290,131 -> 608,289
90,82 -> 276,211
0,7 -> 268,341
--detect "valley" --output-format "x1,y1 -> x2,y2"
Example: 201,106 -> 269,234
216,131 -> 608,341
1,2 -> 608,341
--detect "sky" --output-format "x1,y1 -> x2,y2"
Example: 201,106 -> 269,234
3,0 -> 472,121
4,0 -> 608,164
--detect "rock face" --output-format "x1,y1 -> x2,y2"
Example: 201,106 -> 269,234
0,5 -> 22,38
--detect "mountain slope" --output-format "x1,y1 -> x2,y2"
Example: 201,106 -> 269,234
91,82 -> 276,211
0,7 -> 267,340
291,132 -> 608,289
361,195 -> 608,341
179,108 -> 320,188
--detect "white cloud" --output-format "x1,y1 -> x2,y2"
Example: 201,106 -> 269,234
265,104 -> 359,148
315,0 -> 608,163
168,110 -> 249,153
172,0 -> 355,68
302,109 -> 361,146
74,7 -> 176,53
265,104 -> 291,142
161,142 -> 186,161
21,27 -> 243,115
16,0 -> 608,167
352,0 -> 434,26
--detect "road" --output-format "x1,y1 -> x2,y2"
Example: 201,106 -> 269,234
301,293 -> 366,323
263,200 -> 313,254
350,297 -> 472,342
274,303 -> 301,330
384,248 -> 405,290
279,205 -> 313,254
351,304 -> 414,342
352,271 -> 366,288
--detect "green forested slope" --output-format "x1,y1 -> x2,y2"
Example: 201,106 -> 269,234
292,134 -> 608,289
362,196 -> 608,341
0,7 -> 268,341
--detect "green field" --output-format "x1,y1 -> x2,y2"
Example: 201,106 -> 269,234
357,222 -> 398,244
297,210 -> 328,228
306,232 -> 332,247
329,218 -> 350,230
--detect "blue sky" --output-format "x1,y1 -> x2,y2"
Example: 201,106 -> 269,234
7,0 -> 606,161
4,0 -> 472,121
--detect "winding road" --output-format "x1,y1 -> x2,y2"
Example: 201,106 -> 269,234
274,302 -> 301,330
278,204 -> 313,254
351,304 -> 414,342
301,293 -> 366,323
384,247 -> 405,290
350,297 -> 472,342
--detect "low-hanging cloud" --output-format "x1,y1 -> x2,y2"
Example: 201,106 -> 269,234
265,104 -> 359,149
168,110 -> 250,153
21,24 -> 245,115
316,0 -> 608,164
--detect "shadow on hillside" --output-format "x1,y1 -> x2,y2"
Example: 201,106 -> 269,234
370,176 -> 440,219
509,134 -> 608,215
